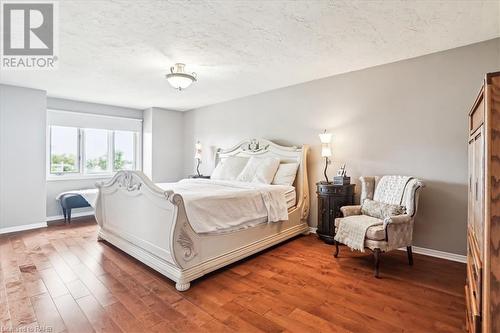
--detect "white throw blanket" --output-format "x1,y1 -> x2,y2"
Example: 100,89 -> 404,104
56,189 -> 99,208
334,216 -> 383,252
157,179 -> 290,233
373,175 -> 413,205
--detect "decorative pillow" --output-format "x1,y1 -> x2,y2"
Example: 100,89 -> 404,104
236,157 -> 281,184
361,199 -> 406,220
272,163 -> 299,186
211,157 -> 249,181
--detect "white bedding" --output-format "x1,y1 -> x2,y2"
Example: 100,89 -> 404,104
157,178 -> 294,234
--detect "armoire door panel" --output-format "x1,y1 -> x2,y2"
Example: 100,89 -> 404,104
473,128 -> 484,254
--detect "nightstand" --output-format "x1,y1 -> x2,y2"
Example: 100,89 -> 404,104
316,182 -> 355,244
188,175 -> 210,179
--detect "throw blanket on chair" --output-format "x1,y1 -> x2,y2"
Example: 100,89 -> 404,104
373,175 -> 413,205
334,216 -> 382,252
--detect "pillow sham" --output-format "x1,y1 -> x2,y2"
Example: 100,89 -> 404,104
211,156 -> 249,181
361,199 -> 406,220
236,157 -> 280,184
272,163 -> 299,186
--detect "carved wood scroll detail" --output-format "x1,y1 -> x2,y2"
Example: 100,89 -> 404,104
243,139 -> 269,153
177,224 -> 197,262
117,172 -> 142,192
301,193 -> 310,220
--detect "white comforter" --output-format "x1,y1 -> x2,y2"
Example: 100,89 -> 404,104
156,179 -> 291,234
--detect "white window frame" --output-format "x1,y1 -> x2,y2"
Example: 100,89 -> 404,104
47,126 -> 142,181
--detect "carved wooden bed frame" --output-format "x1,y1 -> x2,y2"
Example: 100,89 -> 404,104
95,139 -> 310,291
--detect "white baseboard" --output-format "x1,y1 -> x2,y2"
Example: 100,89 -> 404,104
0,211 -> 95,235
408,246 -> 466,263
0,222 -> 47,235
307,227 -> 466,263
46,210 -> 95,222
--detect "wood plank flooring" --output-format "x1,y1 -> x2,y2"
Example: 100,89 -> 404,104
0,217 -> 466,332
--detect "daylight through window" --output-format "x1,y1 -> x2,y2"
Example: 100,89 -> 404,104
49,126 -> 139,177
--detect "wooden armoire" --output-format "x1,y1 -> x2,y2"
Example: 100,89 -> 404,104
467,71 -> 500,333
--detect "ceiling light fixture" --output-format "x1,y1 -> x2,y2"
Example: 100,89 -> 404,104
165,63 -> 197,91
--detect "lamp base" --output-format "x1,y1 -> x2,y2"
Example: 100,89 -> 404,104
189,175 -> 210,179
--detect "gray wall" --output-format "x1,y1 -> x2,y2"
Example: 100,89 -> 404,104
183,38 -> 500,255
0,85 -> 47,229
45,97 -> 143,218
143,107 -> 185,183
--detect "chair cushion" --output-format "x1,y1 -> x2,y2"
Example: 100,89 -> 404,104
361,199 -> 405,220
335,215 -> 386,241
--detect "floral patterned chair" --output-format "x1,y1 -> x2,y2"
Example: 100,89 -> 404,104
334,176 -> 425,277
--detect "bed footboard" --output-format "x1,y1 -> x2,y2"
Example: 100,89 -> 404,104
95,171 -> 199,291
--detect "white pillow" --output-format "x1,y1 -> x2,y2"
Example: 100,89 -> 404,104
211,157 -> 249,181
236,157 -> 280,184
272,163 -> 299,186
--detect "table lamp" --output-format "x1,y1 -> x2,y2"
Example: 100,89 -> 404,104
319,130 -> 332,183
195,141 -> 202,176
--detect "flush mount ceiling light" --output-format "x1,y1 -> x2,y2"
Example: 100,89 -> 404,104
165,63 -> 197,91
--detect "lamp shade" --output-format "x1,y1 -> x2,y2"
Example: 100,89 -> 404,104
321,143 -> 332,157
319,131 -> 332,144
166,63 -> 197,91
167,75 -> 194,90
194,141 -> 202,159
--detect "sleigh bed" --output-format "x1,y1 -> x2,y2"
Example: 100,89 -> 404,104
94,139 -> 310,291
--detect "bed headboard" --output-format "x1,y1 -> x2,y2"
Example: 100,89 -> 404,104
215,138 -> 310,221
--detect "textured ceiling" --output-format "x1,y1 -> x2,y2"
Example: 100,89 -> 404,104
1,0 -> 499,111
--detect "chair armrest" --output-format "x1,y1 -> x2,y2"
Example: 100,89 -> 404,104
384,214 -> 412,226
340,205 -> 362,217
384,214 -> 414,250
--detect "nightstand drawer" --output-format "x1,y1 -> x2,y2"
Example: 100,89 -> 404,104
318,186 -> 346,195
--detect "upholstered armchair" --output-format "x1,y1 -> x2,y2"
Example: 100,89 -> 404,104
334,176 -> 425,277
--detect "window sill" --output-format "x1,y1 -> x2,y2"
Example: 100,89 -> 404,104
46,174 -> 115,182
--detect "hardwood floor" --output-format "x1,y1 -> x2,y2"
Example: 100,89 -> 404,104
1,218 -> 466,333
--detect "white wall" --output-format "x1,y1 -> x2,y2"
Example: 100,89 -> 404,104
45,97 -> 143,218
183,38 -> 500,255
0,85 -> 47,231
143,107 -> 184,183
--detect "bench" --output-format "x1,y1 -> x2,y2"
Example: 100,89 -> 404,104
58,193 -> 91,223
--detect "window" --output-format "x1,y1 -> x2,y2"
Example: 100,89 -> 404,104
47,110 -> 142,179
114,131 -> 136,171
49,127 -> 140,178
50,126 -> 80,174
84,129 -> 110,174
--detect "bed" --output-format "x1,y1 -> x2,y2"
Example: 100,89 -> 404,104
95,139 -> 310,291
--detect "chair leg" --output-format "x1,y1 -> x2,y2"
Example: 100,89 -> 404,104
334,241 -> 339,258
62,208 -> 67,223
407,246 -> 414,266
67,209 -> 72,224
374,248 -> 381,278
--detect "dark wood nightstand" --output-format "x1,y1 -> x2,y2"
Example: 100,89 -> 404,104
188,175 -> 210,179
316,182 -> 355,244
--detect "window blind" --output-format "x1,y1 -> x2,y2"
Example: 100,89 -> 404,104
47,109 -> 142,132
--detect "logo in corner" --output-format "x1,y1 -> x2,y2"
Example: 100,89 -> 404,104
1,1 -> 59,70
